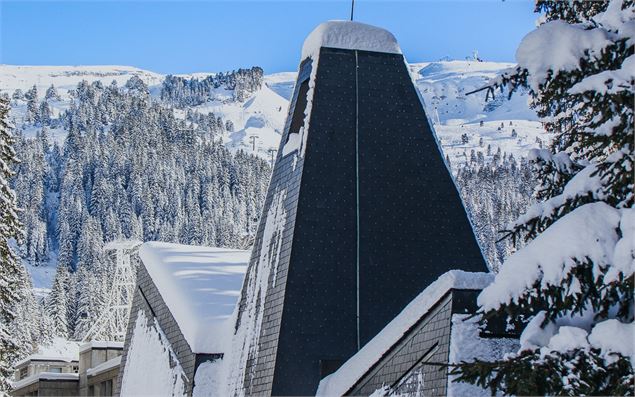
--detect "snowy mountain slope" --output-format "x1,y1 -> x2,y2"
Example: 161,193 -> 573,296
410,61 -> 550,169
1,65 -> 288,159
264,72 -> 297,100
411,60 -> 536,123
1,65 -> 166,146
190,84 -> 288,160
0,65 -> 164,99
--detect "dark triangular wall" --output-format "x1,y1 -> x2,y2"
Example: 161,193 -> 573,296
231,47 -> 487,397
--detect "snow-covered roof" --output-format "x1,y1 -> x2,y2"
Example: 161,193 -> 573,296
13,355 -> 78,369
79,341 -> 124,354
14,338 -> 81,368
11,372 -> 79,390
302,21 -> 402,60
316,270 -> 494,397
86,356 -> 122,377
139,242 -> 250,354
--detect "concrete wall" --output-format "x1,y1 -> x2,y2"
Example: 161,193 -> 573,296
87,367 -> 119,396
14,361 -> 78,381
80,349 -> 122,395
12,380 -> 79,397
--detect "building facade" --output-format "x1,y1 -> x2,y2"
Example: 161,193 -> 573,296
11,342 -> 122,397
230,21 -> 488,396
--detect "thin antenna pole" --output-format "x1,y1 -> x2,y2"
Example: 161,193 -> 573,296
350,0 -> 355,21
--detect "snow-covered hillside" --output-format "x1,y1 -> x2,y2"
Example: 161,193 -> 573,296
1,65 -> 288,159
1,60 -> 550,294
410,61 -> 549,169
1,61 -> 549,168
189,84 -> 288,159
0,65 -> 164,99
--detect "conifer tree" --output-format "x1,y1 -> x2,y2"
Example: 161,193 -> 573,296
44,84 -> 61,102
0,94 -> 25,392
47,265 -> 70,338
24,85 -> 39,124
453,1 -> 634,395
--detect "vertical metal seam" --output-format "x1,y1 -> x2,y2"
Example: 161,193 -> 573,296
355,50 -> 361,351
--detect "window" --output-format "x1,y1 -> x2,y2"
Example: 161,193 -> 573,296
19,367 -> 28,380
101,379 -> 113,396
48,367 -> 63,373
284,79 -> 310,148
88,385 -> 95,396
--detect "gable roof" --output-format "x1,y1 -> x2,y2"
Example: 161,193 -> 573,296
316,270 -> 493,396
139,242 -> 250,354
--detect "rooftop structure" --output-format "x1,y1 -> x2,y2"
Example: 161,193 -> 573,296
230,20 -> 488,396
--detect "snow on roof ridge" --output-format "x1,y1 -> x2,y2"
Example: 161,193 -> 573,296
79,341 -> 124,354
301,20 -> 402,60
86,356 -> 122,377
139,241 -> 250,354
316,269 -> 494,397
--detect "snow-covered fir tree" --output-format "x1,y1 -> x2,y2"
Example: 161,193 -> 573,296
0,93 -> 23,392
456,151 -> 535,271
0,94 -> 49,392
24,85 -> 39,124
454,1 -> 634,395
44,84 -> 61,102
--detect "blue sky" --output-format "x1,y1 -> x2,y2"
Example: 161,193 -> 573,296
1,1 -> 537,74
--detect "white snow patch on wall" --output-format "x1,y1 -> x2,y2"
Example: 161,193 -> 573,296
192,359 -> 226,397
227,188 -> 287,396
120,311 -> 187,396
139,242 -> 249,354
447,314 -> 518,397
317,270 -> 493,397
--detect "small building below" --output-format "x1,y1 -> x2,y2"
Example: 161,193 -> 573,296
11,341 -> 123,397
